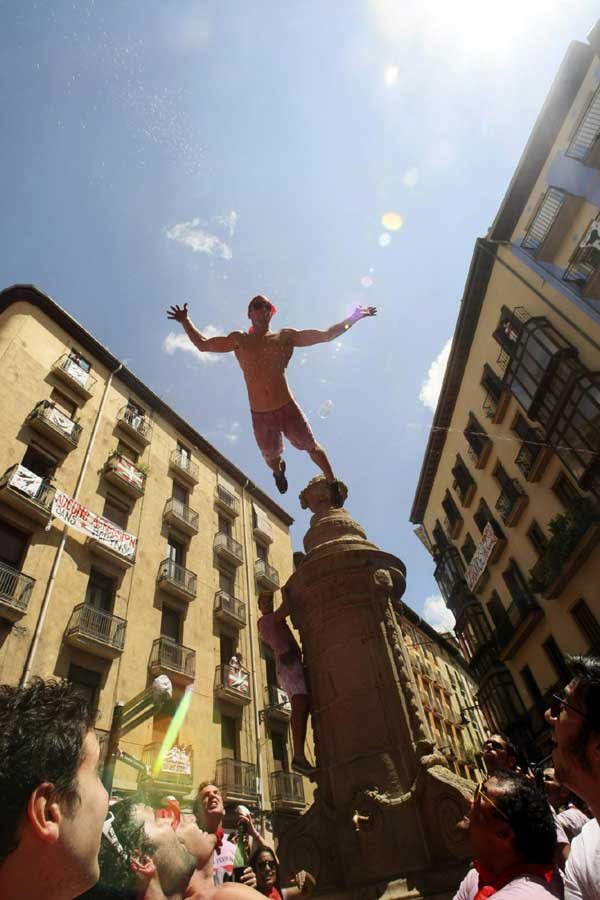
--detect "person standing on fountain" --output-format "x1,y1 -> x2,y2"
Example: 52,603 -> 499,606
257,591 -> 315,777
166,297 -> 376,507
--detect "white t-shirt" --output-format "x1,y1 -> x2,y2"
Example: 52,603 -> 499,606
564,818 -> 600,900
557,808 -> 589,843
213,835 -> 236,885
453,867 -> 562,900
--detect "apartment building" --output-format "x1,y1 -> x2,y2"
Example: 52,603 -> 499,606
410,26 -> 600,761
399,605 -> 487,781
0,284 -> 308,832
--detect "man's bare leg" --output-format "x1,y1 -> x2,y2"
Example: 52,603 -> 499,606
290,694 -> 314,773
308,443 -> 335,483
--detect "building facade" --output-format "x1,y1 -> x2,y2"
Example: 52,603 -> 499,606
0,284 -> 309,828
411,26 -> 600,761
399,605 -> 487,782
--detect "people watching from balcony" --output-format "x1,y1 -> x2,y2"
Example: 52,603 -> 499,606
257,591 -> 316,778
454,772 -> 560,900
545,654 -> 600,900
192,782 -> 257,888
0,678 -> 109,900
482,733 -> 518,773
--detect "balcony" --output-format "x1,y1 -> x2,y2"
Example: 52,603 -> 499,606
269,771 -> 305,812
64,603 -> 126,659
521,188 -> 584,262
142,742 -> 193,795
163,497 -> 199,537
253,510 -> 274,545
213,532 -> 244,567
467,439 -> 491,470
452,457 -> 477,508
254,559 -> 280,591
433,546 -> 467,607
498,594 -> 542,661
28,400 -> 82,452
262,684 -> 291,722
87,532 -> 137,572
52,354 -> 97,399
157,558 -> 197,603
495,480 -> 528,527
528,500 -> 600,600
514,434 -> 551,482
214,664 -> 252,705
215,484 -> 239,516
443,511 -> 463,540
0,562 -> 35,621
116,405 -> 152,447
149,637 -> 196,686
215,758 -> 258,806
103,453 -> 146,499
214,590 -> 247,629
0,464 -> 55,524
169,449 -> 199,486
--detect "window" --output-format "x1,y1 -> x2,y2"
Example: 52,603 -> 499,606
547,372 -> 600,495
473,497 -> 502,539
0,520 -> 28,568
542,635 -> 571,684
570,599 -> 600,654
22,445 -> 57,479
177,442 -> 191,465
451,454 -> 476,506
527,521 -> 548,555
69,349 -> 91,373
85,569 -> 116,612
172,482 -> 188,505
116,440 -> 139,464
432,519 -> 450,551
441,489 -> 462,534
486,592 -> 512,639
271,731 -> 289,772
50,389 -> 77,419
520,665 -> 543,705
481,364 -> 506,421
502,560 -> 534,613
493,306 -> 524,354
167,536 -> 185,566
67,664 -> 101,713
161,605 -> 181,642
566,87 -> 600,161
218,514 -> 231,538
220,633 -> 236,669
221,714 -> 239,760
103,494 -> 130,530
464,413 -> 490,464
256,542 -> 268,562
521,188 -> 565,253
460,533 -> 476,565
552,472 -> 582,509
219,569 -> 235,595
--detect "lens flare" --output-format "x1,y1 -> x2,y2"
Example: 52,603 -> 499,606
384,65 -> 400,86
360,275 -> 374,288
152,685 -> 193,777
381,212 -> 403,231
378,233 -> 391,247
318,400 -> 334,419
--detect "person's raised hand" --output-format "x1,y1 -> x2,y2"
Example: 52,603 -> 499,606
167,302 -> 189,322
238,810 -> 259,840
350,305 -> 377,322
241,867 -> 257,889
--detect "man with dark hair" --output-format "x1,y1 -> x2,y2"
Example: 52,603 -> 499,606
0,677 -> 109,900
166,298 -> 376,506
546,653 -> 600,900
482,733 -> 518,773
454,772 -> 560,899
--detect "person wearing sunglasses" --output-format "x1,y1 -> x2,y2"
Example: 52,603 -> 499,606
454,772 -> 560,900
248,847 -> 315,900
545,654 -> 600,900
166,297 -> 376,507
481,734 -> 518,774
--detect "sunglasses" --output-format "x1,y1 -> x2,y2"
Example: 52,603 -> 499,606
550,693 -> 588,720
473,780 -> 510,821
257,860 -> 277,870
483,739 -> 506,752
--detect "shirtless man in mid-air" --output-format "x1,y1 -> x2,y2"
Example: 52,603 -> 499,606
166,296 -> 376,506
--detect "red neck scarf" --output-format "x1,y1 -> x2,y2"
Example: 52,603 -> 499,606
473,861 -> 555,900
215,826 -> 225,855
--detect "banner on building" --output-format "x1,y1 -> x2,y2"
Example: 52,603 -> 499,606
465,522 -> 497,591
9,465 -> 44,499
51,489 -> 137,559
161,745 -> 192,776
63,357 -> 89,388
44,404 -> 76,435
112,454 -> 144,491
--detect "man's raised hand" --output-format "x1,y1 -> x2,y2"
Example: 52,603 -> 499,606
167,302 -> 189,323
350,305 -> 377,322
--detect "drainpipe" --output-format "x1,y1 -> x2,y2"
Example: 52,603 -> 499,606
20,362 -> 123,686
240,479 -> 265,824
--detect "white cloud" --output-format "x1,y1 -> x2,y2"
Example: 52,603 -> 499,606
162,327 -> 223,366
423,595 -> 456,633
419,337 -> 452,412
214,210 -> 238,237
212,420 -> 242,445
166,218 -> 232,259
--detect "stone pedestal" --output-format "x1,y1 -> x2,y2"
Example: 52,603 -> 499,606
277,478 -> 472,900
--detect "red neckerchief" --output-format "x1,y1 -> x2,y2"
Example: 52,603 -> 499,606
473,861 -> 555,899
266,888 -> 282,900
215,826 -> 224,855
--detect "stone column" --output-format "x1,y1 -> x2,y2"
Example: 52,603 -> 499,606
277,478 -> 472,900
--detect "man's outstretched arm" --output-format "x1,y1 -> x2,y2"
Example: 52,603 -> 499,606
166,303 -> 240,353
289,306 -> 377,348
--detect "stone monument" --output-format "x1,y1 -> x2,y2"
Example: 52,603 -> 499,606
277,477 -> 473,900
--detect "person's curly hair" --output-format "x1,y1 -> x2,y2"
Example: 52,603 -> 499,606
489,772 -> 556,865
0,678 -> 96,864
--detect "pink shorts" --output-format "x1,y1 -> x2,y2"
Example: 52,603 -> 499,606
276,655 -> 308,698
251,400 -> 316,462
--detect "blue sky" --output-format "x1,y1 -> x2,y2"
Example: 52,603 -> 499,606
1,0 -> 598,630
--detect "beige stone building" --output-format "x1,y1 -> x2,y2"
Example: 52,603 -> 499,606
411,25 -> 600,762
0,284 -> 310,832
399,604 -> 487,782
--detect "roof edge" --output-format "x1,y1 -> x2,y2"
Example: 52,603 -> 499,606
0,284 -> 294,527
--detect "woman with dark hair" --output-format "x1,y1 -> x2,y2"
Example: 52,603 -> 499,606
249,847 -> 283,900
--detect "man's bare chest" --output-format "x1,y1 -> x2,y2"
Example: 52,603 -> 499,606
235,337 -> 293,373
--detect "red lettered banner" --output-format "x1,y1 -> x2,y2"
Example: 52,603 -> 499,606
51,489 -> 137,559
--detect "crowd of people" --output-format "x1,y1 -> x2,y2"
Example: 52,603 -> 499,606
0,653 -> 598,900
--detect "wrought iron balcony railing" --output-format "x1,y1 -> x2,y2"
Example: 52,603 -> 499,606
52,354 -> 97,395
65,603 -> 126,651
0,561 -> 35,616
254,558 -> 280,587
150,637 -> 196,679
495,479 -> 527,526
163,497 -> 199,532
170,449 -> 199,483
117,405 -> 153,442
269,770 -> 305,808
158,559 -> 197,597
215,758 -> 258,803
29,400 -> 82,446
214,664 -> 252,702
213,532 -> 244,564
0,463 -> 55,513
214,590 -> 247,627
215,484 -> 239,515
104,453 -> 146,496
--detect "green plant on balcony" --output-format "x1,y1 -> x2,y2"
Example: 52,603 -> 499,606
528,499 -> 600,595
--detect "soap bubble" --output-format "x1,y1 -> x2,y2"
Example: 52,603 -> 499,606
318,400 -> 334,419
360,275 -> 374,288
378,233 -> 391,247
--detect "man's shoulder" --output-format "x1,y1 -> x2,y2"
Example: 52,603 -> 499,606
495,875 -> 562,898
